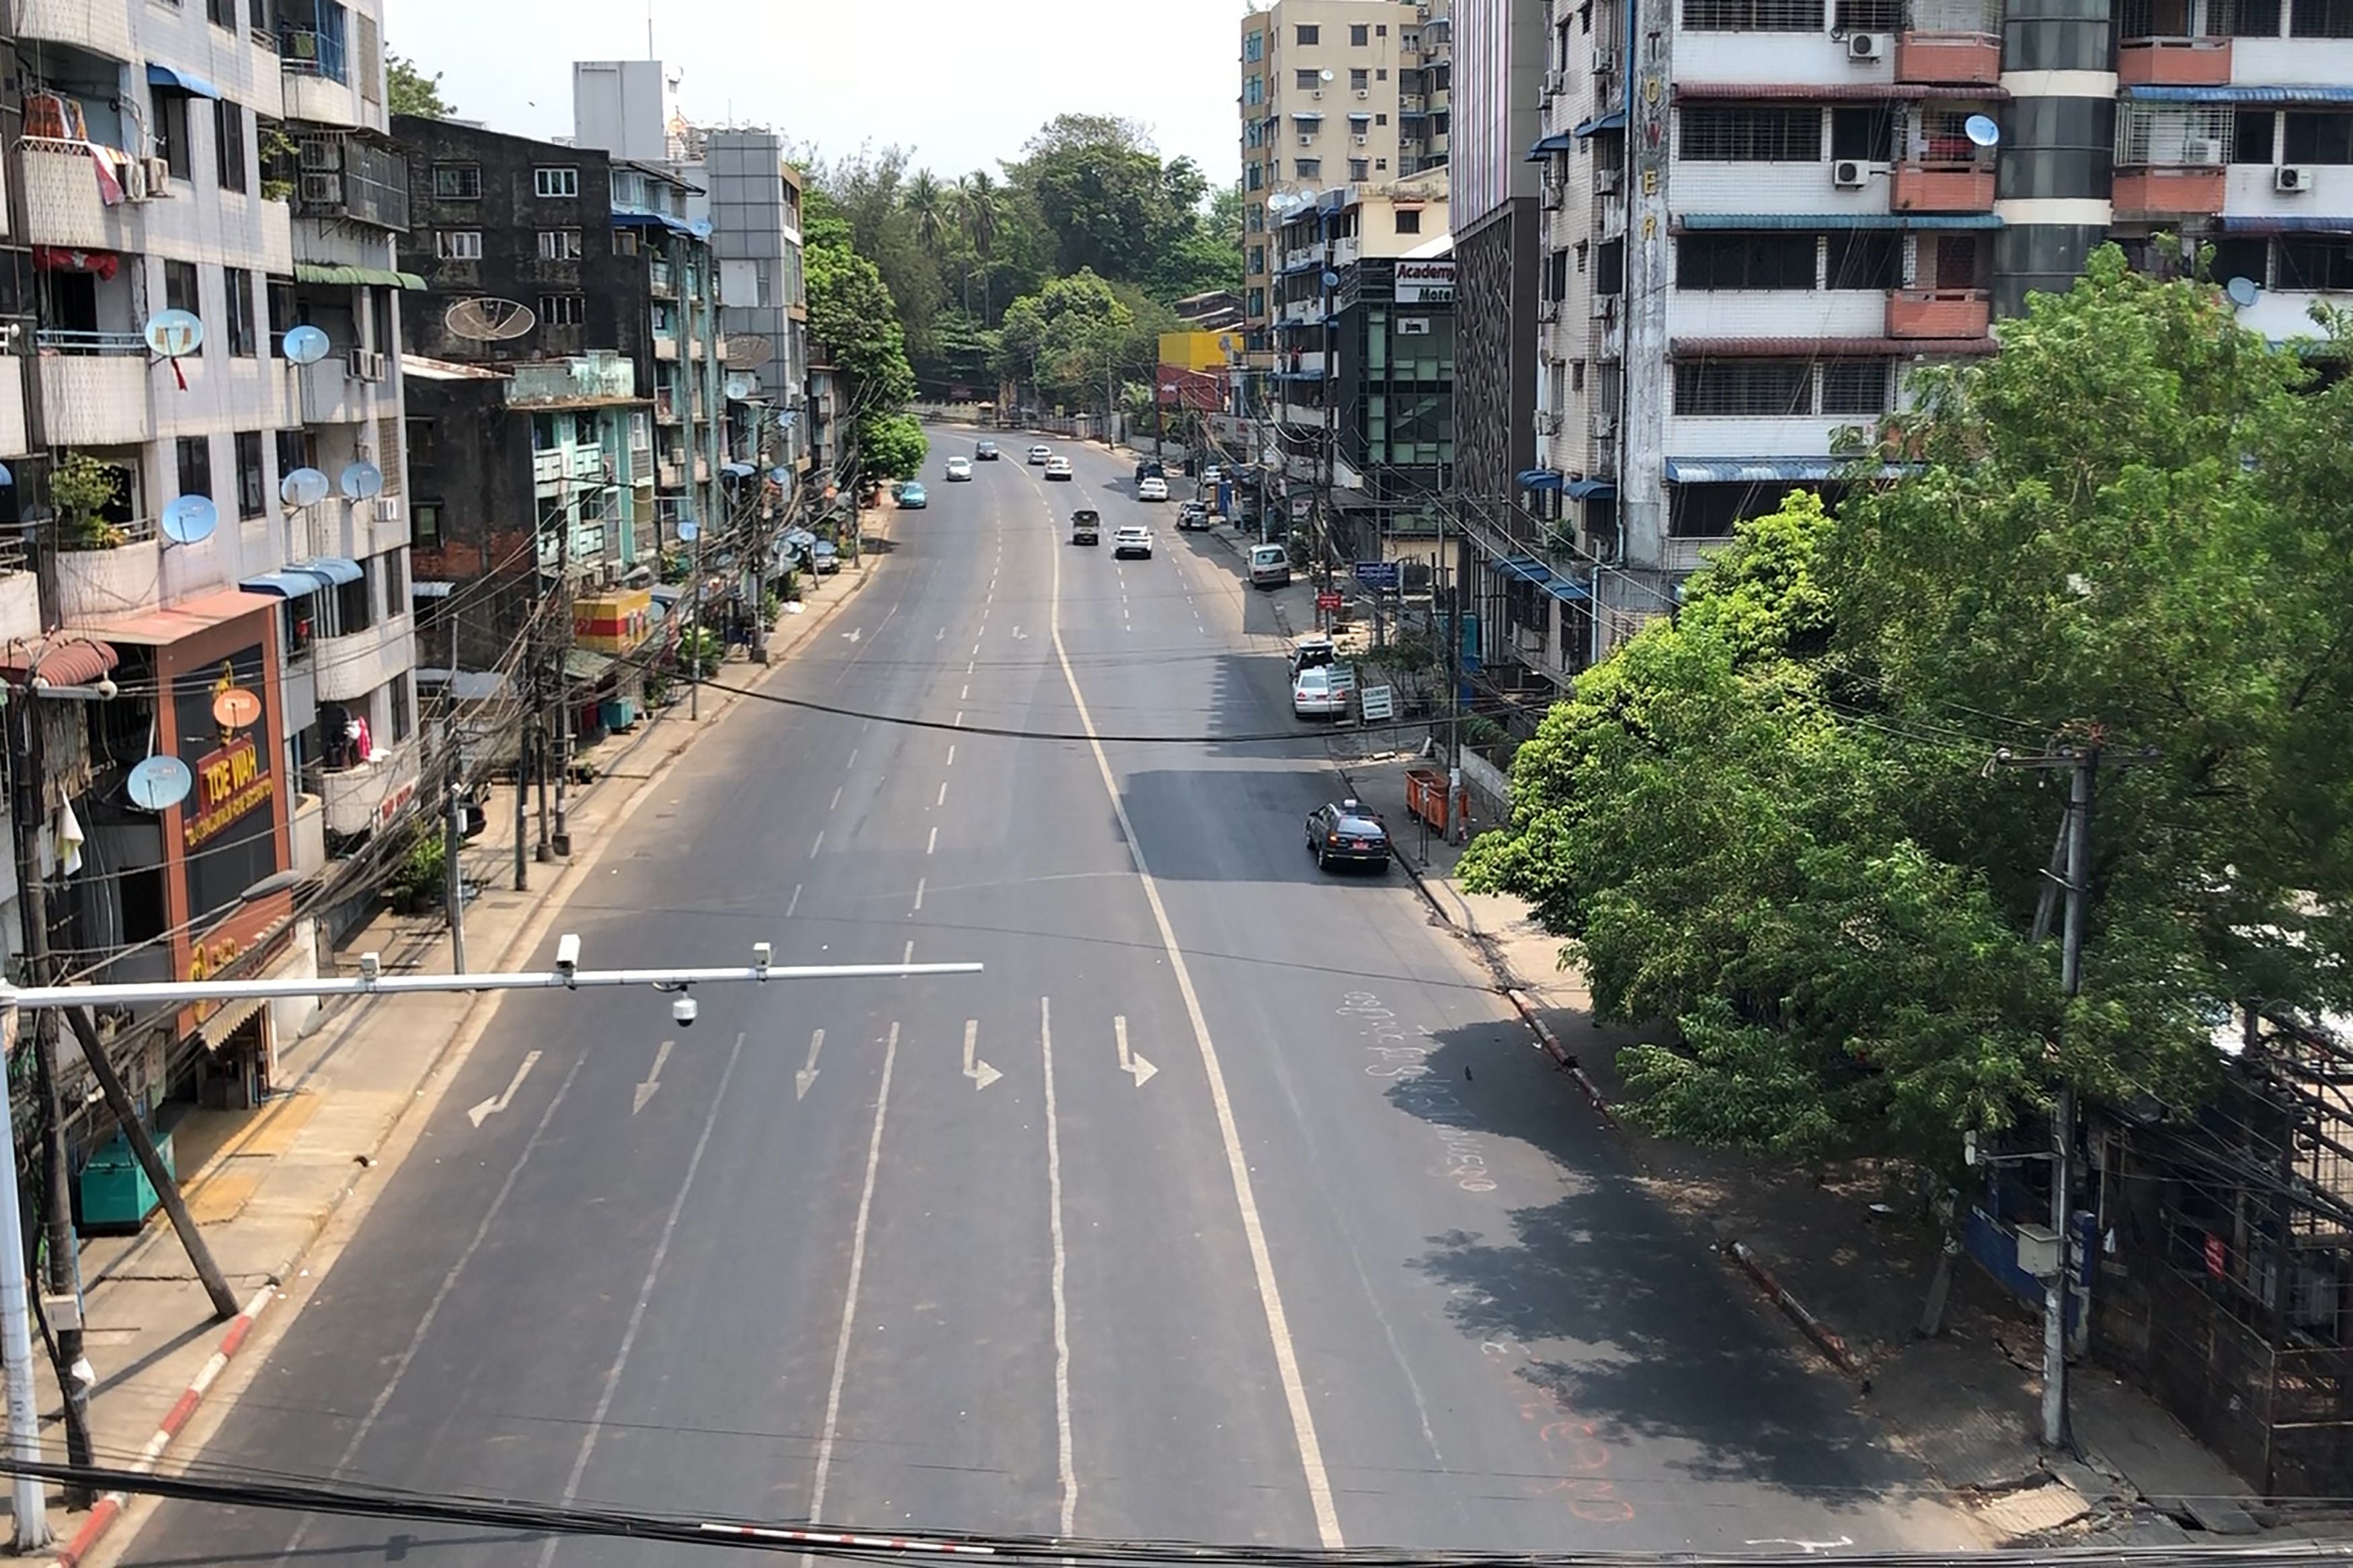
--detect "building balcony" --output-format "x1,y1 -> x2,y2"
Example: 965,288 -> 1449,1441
532,446 -> 608,486
2117,37 -> 2233,85
317,614 -> 415,704
293,136 -> 411,232
2112,165 -> 2228,216
0,562 -> 38,648
650,261 -> 677,298
1890,161 -> 1996,212
317,740 -> 420,838
13,0 -> 133,59
1894,31 -> 2003,85
1888,288 -> 1991,337
38,343 -> 152,446
655,335 -> 679,362
56,530 -> 163,623
18,140 -> 140,252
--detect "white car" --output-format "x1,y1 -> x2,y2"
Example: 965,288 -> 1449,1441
1044,456 -> 1074,481
1201,464 -> 1224,486
1027,444 -> 1052,465
1292,666 -> 1347,720
1137,476 -> 1168,501
1113,525 -> 1153,559
945,456 -> 973,481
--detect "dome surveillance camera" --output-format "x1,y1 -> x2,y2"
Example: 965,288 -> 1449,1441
672,995 -> 698,1029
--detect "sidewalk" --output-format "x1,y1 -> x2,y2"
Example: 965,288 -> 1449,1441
1328,748 -> 2334,1548
30,508 -> 901,1567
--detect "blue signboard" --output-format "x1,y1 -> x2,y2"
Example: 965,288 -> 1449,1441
1351,561 -> 1402,591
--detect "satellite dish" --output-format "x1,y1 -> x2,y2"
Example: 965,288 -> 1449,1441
1321,270 -> 1341,290
340,461 -> 385,501
443,296 -> 537,341
2226,276 -> 2260,308
1964,114 -> 2001,148
724,374 -> 755,401
143,309 -> 203,358
280,467 -> 331,507
677,520 -> 700,542
776,409 -> 797,429
1319,68 -> 1336,81
160,494 -> 218,545
0,462 -> 13,488
212,686 -> 263,731
724,334 -> 773,368
281,324 -> 332,366
125,755 -> 194,812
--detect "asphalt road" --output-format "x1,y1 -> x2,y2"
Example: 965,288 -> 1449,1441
112,431 -> 1963,1567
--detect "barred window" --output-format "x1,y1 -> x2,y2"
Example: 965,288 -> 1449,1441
2212,0 -> 2282,30
1835,0 -> 1905,28
2277,238 -> 2353,288
1681,0 -> 1824,28
2283,110 -> 2353,161
2290,0 -> 2353,35
1825,232 -> 1902,288
1673,360 -> 1812,415
1677,233 -> 1817,289
1821,360 -> 1893,415
2114,102 -> 2234,164
1681,105 -> 1822,161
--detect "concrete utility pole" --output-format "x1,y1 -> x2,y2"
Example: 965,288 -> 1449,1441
552,495 -> 573,859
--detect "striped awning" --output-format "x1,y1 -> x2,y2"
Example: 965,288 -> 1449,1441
1676,81 -> 2009,101
1666,456 -> 1917,484
2123,84 -> 2353,104
1677,212 -> 2004,231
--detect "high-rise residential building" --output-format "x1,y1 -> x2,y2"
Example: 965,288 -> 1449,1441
5,0 -> 421,1125
1238,1 -> 1453,408
1526,0 -> 2353,670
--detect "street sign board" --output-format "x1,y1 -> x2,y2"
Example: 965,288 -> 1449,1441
1359,685 -> 1395,724
1351,560 -> 1402,591
1291,495 -> 1311,520
1315,589 -> 1343,612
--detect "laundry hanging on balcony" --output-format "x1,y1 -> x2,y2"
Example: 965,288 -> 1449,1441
33,246 -> 120,280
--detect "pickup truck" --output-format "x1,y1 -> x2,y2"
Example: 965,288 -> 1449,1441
1072,508 -> 1100,546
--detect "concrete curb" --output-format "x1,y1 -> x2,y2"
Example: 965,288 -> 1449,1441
52,1282 -> 277,1568
1504,988 -> 1618,1128
1724,1238 -> 1861,1374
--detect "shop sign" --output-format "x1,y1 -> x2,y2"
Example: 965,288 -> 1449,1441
185,733 -> 273,850
1394,259 -> 1455,304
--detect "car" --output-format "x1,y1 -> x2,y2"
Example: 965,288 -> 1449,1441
1137,476 -> 1168,501
1134,458 -> 1165,483
1112,525 -> 1153,559
898,481 -> 928,509
1072,508 -> 1100,546
944,457 -> 972,481
1288,634 -> 1338,679
1044,456 -> 1074,481
1306,799 -> 1390,871
1201,464 -> 1225,486
1176,500 -> 1209,530
1249,543 -> 1292,587
1027,444 -> 1052,465
811,540 -> 842,574
976,440 -> 1000,461
1291,665 -> 1349,720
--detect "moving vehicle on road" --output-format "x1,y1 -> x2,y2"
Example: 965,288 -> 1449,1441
1072,509 -> 1100,546
1137,476 -> 1168,501
944,457 -> 972,481
1028,444 -> 1052,465
1291,665 -> 1347,720
1113,525 -> 1153,559
811,540 -> 841,574
1177,500 -> 1209,530
1044,456 -> 1074,481
976,440 -> 1000,460
1134,458 -> 1164,483
1249,543 -> 1292,587
1306,799 -> 1391,870
899,481 -> 929,509
1201,463 -> 1224,487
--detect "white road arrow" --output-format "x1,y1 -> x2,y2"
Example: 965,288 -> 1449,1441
796,1028 -> 825,1102
1114,1015 -> 1157,1087
841,627 -> 863,645
1011,626 -> 1029,641
963,1018 -> 1002,1091
468,1050 -> 542,1128
633,1039 -> 673,1115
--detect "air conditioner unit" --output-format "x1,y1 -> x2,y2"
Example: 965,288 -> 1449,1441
2276,163 -> 2313,192
1300,134 -> 1316,147
143,157 -> 172,196
1536,409 -> 1562,433
1590,412 -> 1618,439
2182,137 -> 2223,165
1541,183 -> 1563,209
1595,165 -> 1622,194
1539,300 -> 1561,323
1591,293 -> 1619,321
300,171 -> 343,204
1833,159 -> 1870,187
1355,88 -> 1370,99
1354,134 -> 1369,145
1543,69 -> 1565,95
347,347 -> 386,382
0,323 -> 19,355
120,160 -> 149,202
1515,625 -> 1546,657
1311,88 -> 1324,99
1847,31 -> 1886,58
1593,48 -> 1619,75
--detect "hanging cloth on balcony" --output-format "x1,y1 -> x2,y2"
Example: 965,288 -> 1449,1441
34,245 -> 119,280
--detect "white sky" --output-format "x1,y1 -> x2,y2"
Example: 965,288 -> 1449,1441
388,0 -> 1244,185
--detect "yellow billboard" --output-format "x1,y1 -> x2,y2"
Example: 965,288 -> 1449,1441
1158,331 -> 1230,374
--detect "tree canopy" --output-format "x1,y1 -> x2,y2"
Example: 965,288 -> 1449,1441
803,220 -> 925,483
1461,247 -> 2353,1169
386,51 -> 454,119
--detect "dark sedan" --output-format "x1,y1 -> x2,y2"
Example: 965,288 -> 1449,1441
1306,800 -> 1391,871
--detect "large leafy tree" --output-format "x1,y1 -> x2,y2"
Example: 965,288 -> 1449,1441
804,233 -> 924,483
1462,247 -> 2353,1167
386,51 -> 453,119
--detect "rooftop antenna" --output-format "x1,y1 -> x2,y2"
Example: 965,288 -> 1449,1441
444,296 -> 536,342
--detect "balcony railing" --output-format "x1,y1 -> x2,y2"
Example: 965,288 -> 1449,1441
1894,31 -> 2003,85
2116,37 -> 2234,85
1890,161 -> 1997,212
649,260 -> 677,298
296,135 -> 411,231
1888,288 -> 1992,338
279,27 -> 348,82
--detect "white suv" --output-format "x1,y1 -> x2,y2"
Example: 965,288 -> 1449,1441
1113,526 -> 1153,559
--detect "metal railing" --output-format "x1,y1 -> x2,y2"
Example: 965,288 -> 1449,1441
278,26 -> 347,81
35,328 -> 145,355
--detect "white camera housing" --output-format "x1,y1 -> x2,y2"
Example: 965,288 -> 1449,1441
555,934 -> 581,979
672,995 -> 699,1028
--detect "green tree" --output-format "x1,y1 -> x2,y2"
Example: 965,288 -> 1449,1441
1005,115 -> 1205,288
386,52 -> 454,119
804,239 -> 919,487
1462,247 -> 2353,1167
861,413 -> 930,481
994,269 -> 1135,414
902,169 -> 949,253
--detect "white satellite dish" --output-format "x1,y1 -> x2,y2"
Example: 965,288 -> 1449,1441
160,494 -> 217,546
678,520 -> 700,542
1320,68 -> 1336,81
282,324 -> 332,365
340,461 -> 385,501
280,466 -> 331,507
2226,276 -> 2260,308
724,374 -> 756,401
444,296 -> 536,341
126,754 -> 193,812
143,309 -> 203,359
1964,114 -> 2001,148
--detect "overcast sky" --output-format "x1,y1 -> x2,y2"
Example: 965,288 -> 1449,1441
389,0 -> 1244,183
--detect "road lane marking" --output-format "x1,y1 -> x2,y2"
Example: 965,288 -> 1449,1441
1047,514 -> 1346,1548
807,1022 -> 899,1528
846,749 -> 858,768
912,876 -> 926,913
631,1039 -> 673,1116
811,830 -> 825,859
926,827 -> 938,856
1041,997 -> 1078,1534
537,1031 -> 748,1566
1114,1015 -> 1158,1087
830,786 -> 843,811
963,1018 -> 1002,1091
466,1050 -> 541,1128
946,745 -> 955,768
967,661 -> 975,675
787,883 -> 802,917
796,1029 -> 824,1102
903,940 -> 915,965
955,712 -> 964,727
936,782 -> 949,807
961,685 -> 969,700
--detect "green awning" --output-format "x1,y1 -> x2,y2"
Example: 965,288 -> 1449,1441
294,262 -> 428,291
563,650 -> 617,684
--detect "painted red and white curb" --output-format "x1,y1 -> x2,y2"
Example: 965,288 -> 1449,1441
1725,1239 -> 1860,1374
54,1281 -> 279,1568
1505,989 -> 1618,1128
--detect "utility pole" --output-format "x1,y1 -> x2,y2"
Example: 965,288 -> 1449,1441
551,496 -> 572,860
686,512 -> 705,722
514,609 -> 532,893
442,616 -> 465,967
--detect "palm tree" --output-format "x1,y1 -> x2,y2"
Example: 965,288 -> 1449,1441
903,169 -> 948,253
955,171 -> 1000,319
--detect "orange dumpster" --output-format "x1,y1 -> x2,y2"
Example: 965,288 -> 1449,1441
1404,767 -> 1448,831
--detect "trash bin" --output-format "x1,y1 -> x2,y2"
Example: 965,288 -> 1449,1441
1404,767 -> 1448,831
78,1127 -> 175,1233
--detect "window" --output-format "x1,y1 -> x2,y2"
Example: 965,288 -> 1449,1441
1350,158 -> 1371,179
406,418 -> 435,467
1297,68 -> 1322,89
413,501 -> 443,547
1244,30 -> 1265,60
1377,112 -> 1389,125
537,229 -> 584,260
1830,106 -> 1899,163
1295,158 -> 1322,178
156,92 -> 192,181
1835,0 -> 1904,26
534,166 -> 580,198
266,276 -> 296,341
223,266 -> 257,355
1351,23 -> 1371,44
334,565 -> 373,636
214,99 -> 247,191
1248,245 -> 1266,272
436,229 -> 483,259
1547,247 -> 1571,300
2282,111 -> 2353,162
1246,74 -> 1264,106
539,294 -> 586,325
2278,237 -> 2353,288
1677,232 -> 1817,288
2236,110 -> 2277,163
1394,208 -> 1423,234
1825,231 -> 1902,288
164,259 -> 200,317
2292,0 -> 2353,34
1297,23 -> 1320,43
1673,360 -> 1812,414
175,436 -> 214,501
1681,0 -> 1825,25
379,548 -> 405,606
1596,238 -> 1625,294
208,0 -> 237,25
1680,104 -> 1821,161
1351,67 -> 1371,88
1821,360 -> 1892,415
233,431 -> 266,518
432,162 -> 481,200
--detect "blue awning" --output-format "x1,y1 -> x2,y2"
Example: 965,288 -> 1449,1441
1515,468 -> 1566,492
1566,477 -> 1618,501
2123,84 -> 2353,104
1666,456 -> 1917,484
719,462 -> 757,480
1680,211 -> 2004,231
147,63 -> 223,99
2221,214 -> 2353,233
1525,132 -> 1574,161
1490,554 -> 1592,601
239,569 -> 327,600
611,210 -> 696,239
1574,110 -> 1628,138
298,555 -> 364,585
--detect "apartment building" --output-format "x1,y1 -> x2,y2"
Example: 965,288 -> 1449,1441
6,0 -> 420,1127
1240,0 -> 1453,393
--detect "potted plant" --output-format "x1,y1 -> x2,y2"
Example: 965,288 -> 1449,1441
257,123 -> 299,202
390,831 -> 446,915
50,454 -> 126,550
